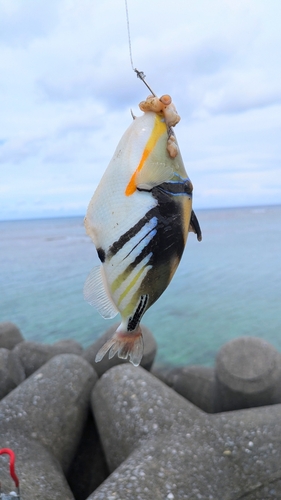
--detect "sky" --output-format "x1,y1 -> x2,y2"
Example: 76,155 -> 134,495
0,0 -> 281,220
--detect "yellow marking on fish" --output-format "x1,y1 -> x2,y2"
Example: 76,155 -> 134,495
169,255 -> 181,282
121,290 -> 142,318
125,115 -> 167,196
117,264 -> 149,306
182,196 -> 192,243
111,270 -> 129,294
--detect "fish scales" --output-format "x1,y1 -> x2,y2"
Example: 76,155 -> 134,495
84,95 -> 201,366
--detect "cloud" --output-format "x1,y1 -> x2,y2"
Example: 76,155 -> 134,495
0,0 -> 60,46
0,0 -> 281,220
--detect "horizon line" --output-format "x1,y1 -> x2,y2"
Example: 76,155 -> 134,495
1,202 -> 280,223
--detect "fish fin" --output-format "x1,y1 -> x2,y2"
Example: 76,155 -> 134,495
95,327 -> 144,367
83,265 -> 118,319
189,210 -> 202,241
136,161 -> 174,191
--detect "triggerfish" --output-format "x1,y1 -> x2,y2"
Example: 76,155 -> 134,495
84,94 -> 201,366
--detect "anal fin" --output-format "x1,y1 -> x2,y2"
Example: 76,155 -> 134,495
83,265 -> 118,319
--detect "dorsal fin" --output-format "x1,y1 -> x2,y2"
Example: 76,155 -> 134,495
83,265 -> 118,319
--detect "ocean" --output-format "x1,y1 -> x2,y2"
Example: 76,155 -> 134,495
1,205 -> 280,367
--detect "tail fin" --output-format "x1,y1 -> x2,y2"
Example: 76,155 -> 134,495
95,328 -> 144,367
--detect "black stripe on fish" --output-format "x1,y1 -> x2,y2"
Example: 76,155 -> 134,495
109,232 -> 154,288
122,225 -> 156,262
97,247 -> 106,263
108,182 -> 192,316
108,178 -> 192,259
108,211 -> 156,258
106,176 -> 192,314
150,187 -> 186,262
156,178 -> 193,196
127,294 -> 148,331
133,183 -> 191,308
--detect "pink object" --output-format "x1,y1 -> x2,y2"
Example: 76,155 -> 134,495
0,448 -> 19,488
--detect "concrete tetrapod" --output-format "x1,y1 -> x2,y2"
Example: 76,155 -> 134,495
0,354 -> 97,499
165,365 -> 216,413
13,339 -> 84,377
0,348 -> 25,400
89,364 -> 281,500
215,336 -> 281,412
0,322 -> 24,350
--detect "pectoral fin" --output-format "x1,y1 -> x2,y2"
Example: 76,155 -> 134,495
136,162 -> 174,191
83,265 -> 118,319
189,210 -> 202,241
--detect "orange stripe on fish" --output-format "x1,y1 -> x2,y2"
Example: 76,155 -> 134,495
125,115 -> 166,196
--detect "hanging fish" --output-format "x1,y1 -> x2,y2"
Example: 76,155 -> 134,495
84,94 -> 202,366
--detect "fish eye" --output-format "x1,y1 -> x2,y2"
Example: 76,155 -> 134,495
184,180 -> 193,194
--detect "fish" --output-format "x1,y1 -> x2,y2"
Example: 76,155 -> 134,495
84,94 -> 202,367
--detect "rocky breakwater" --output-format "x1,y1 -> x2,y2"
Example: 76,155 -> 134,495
1,321 -> 281,499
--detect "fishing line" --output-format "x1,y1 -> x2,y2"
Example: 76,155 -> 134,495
124,0 -> 156,97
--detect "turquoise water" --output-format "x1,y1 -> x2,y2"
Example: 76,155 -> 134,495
1,206 -> 280,367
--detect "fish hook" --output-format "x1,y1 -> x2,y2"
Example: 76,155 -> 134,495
134,69 -> 157,98
124,0 -> 157,97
